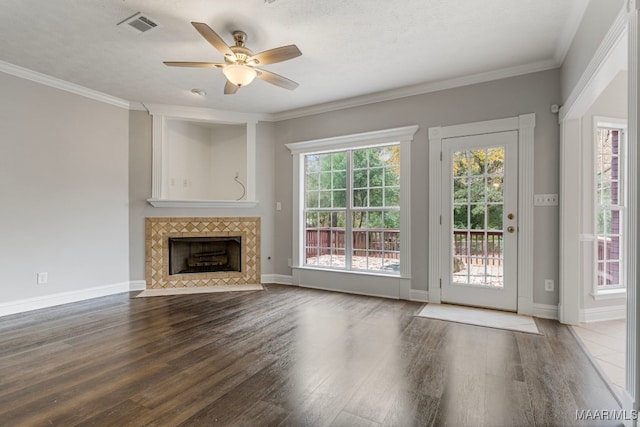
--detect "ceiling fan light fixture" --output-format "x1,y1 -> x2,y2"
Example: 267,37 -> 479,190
222,64 -> 257,87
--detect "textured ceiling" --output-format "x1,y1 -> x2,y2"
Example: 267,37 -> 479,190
0,0 -> 587,115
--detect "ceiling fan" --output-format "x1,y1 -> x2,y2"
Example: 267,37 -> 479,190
164,22 -> 302,95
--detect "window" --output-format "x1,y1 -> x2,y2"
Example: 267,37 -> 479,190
304,146 -> 400,273
286,125 -> 417,282
595,125 -> 626,290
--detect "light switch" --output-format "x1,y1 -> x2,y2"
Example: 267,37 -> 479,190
534,194 -> 558,206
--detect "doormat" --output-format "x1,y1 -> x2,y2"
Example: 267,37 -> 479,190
416,303 -> 541,335
136,284 -> 263,297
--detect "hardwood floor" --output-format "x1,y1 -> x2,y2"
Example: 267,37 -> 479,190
0,284 -> 622,426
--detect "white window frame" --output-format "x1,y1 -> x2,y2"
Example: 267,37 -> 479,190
593,117 -> 627,296
286,126 -> 417,298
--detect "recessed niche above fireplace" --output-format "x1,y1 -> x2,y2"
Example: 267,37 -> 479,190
145,104 -> 260,208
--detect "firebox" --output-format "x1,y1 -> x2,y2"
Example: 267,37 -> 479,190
168,236 -> 242,275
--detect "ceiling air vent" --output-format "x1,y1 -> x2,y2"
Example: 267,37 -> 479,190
118,12 -> 159,33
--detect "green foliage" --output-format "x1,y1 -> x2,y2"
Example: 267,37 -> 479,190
452,147 -> 505,230
305,146 -> 401,229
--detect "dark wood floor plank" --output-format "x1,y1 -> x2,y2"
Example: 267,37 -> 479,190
0,284 -> 621,426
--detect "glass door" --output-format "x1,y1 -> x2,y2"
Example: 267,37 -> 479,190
441,131 -> 518,311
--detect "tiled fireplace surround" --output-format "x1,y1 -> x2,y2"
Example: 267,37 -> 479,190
145,217 -> 261,289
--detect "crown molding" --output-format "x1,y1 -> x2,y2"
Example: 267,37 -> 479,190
144,103 -> 265,124
268,59 -> 558,122
0,60 -> 131,110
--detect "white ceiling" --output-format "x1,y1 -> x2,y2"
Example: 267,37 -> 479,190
0,0 -> 587,115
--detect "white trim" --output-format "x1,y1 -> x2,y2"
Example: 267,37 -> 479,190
428,114 -> 535,315
0,282 -> 132,317
410,289 -> 429,302
533,303 -> 559,320
518,114 -> 536,316
285,125 -> 419,154
592,289 -> 627,300
626,0 -> 639,412
261,274 -> 294,285
129,280 -> 147,291
144,103 -> 263,125
0,60 -> 131,110
146,199 -> 259,208
559,118 -> 583,325
271,60 -> 558,121
580,305 -> 626,323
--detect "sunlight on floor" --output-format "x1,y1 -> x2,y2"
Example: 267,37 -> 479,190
572,319 -> 625,398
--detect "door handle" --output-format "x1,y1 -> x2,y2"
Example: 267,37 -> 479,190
507,226 -> 515,233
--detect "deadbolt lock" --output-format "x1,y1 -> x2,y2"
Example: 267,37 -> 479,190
507,213 -> 515,220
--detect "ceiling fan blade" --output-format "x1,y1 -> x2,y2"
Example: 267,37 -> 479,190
256,69 -> 299,90
163,61 -> 224,68
249,45 -> 302,65
191,22 -> 236,60
224,80 -> 239,95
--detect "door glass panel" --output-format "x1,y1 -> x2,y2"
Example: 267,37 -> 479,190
451,147 -> 505,288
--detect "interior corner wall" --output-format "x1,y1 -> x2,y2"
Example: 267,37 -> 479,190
0,72 -> 130,305
273,69 -> 562,306
128,111 -> 276,283
561,0 -> 626,103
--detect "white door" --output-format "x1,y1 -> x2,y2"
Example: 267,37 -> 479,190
441,131 -> 518,311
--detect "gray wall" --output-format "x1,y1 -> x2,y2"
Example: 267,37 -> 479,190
274,69 -> 562,305
561,0 -> 625,103
128,110 -> 277,282
0,72 -> 129,302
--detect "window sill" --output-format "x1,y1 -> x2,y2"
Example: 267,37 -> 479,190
292,265 -> 409,280
591,288 -> 627,300
147,199 -> 259,208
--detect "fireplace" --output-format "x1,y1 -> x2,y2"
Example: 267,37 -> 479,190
145,217 -> 260,289
169,236 -> 242,275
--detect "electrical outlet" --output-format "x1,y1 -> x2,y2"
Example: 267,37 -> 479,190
534,194 -> 559,206
37,272 -> 48,284
545,279 -> 554,292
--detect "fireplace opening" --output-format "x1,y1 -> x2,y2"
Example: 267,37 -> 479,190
169,236 -> 241,275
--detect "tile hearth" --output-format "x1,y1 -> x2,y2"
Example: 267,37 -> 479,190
145,217 -> 260,289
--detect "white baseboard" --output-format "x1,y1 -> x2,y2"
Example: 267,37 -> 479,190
533,303 -> 559,320
261,274 -> 294,285
129,280 -> 147,291
0,281 -> 132,317
580,305 -> 626,323
264,273 -> 427,302
410,289 -> 429,302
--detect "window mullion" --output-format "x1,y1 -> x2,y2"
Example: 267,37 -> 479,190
345,150 -> 353,270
